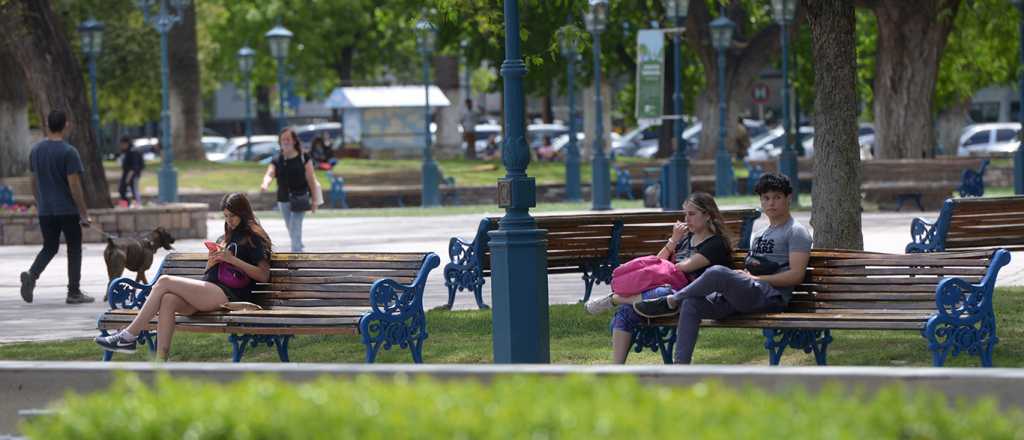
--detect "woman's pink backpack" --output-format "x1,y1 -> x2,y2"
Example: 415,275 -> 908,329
610,255 -> 688,297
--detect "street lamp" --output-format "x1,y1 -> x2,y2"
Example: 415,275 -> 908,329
772,0 -> 799,202
460,38 -> 471,102
265,21 -> 293,132
136,0 -> 190,203
416,17 -> 442,207
559,29 -> 582,202
78,17 -> 104,151
586,0 -> 611,210
1012,0 -> 1024,194
662,0 -> 691,210
710,13 -> 736,196
237,45 -> 255,161
489,0 -> 550,363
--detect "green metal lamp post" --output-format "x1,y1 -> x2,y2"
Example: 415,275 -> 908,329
489,0 -> 551,363
416,17 -> 442,207
559,30 -> 583,202
710,13 -> 736,197
79,17 -> 104,154
237,45 -> 255,161
662,0 -> 691,210
136,0 -> 189,203
586,0 -> 612,210
1012,0 -> 1024,194
772,0 -> 799,201
265,22 -> 293,133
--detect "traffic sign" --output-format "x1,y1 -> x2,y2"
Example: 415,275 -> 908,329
752,82 -> 770,105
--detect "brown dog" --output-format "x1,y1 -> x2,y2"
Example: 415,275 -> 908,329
104,227 -> 176,285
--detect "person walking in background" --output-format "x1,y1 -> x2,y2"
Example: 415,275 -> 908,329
461,99 -> 479,160
20,110 -> 95,304
260,128 -> 317,252
117,136 -> 144,208
734,117 -> 751,161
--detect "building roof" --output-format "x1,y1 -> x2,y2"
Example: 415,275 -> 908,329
325,85 -> 451,110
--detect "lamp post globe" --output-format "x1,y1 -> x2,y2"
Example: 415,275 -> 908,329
1012,0 -> 1024,194
79,17 -> 104,154
559,29 -> 582,202
237,45 -> 255,161
710,14 -> 736,197
137,0 -> 190,203
773,0 -> 799,203
416,17 -> 441,207
586,0 -> 612,210
662,0 -> 691,211
265,23 -> 292,132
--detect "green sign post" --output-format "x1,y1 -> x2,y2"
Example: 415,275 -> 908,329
635,29 -> 665,125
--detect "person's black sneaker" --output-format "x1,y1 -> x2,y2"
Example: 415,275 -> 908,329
20,271 -> 35,303
633,296 -> 679,318
94,332 -> 137,353
66,290 -> 96,304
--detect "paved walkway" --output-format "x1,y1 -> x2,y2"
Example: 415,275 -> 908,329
1,207 -> 1021,343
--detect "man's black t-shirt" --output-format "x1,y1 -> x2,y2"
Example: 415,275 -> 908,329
203,232 -> 270,302
672,234 -> 732,278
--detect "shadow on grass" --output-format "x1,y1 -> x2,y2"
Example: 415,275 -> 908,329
1,288 -> 1020,367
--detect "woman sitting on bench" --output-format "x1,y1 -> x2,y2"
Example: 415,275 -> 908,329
96,192 -> 272,361
585,192 -> 734,364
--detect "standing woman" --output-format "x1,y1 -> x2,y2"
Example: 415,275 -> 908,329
95,193 -> 272,360
261,128 -> 318,252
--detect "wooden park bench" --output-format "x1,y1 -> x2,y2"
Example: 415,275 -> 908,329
906,196 -> 1024,253
629,248 -> 1011,367
443,208 -> 761,309
98,251 -> 440,363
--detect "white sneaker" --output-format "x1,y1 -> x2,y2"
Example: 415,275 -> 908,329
585,294 -> 616,315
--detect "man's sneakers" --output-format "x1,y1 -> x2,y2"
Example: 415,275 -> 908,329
20,271 -> 35,303
66,290 -> 96,304
584,294 -> 616,315
632,296 -> 679,318
94,331 -> 137,353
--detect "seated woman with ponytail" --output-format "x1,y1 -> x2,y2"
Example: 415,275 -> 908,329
584,192 -> 734,364
95,192 -> 272,361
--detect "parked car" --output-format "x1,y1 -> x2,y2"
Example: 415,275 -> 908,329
293,122 -> 342,150
462,123 -> 503,154
551,132 -> 586,153
957,122 -> 1021,157
746,126 -> 815,161
526,123 -> 569,149
210,135 -> 280,162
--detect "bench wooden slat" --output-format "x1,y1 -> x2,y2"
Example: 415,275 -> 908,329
97,323 -> 359,335
101,313 -> 362,326
809,267 -> 987,276
789,300 -> 936,310
258,291 -> 375,300
798,284 -> 940,293
804,276 -> 981,285
819,257 -> 990,267
270,260 -> 425,269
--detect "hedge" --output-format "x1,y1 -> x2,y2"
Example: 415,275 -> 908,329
22,373 -> 1024,439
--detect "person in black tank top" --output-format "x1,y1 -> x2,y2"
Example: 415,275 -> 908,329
260,128 -> 318,252
584,192 -> 735,364
95,193 -> 273,361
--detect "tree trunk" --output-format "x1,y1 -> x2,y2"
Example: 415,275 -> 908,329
807,0 -> 863,250
0,33 -> 30,178
334,46 -> 355,86
168,2 -> 204,161
1,0 -> 111,208
256,85 -> 274,134
871,0 -> 960,159
687,1 -> 783,160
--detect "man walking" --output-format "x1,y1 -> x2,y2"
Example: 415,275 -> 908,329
20,110 -> 95,304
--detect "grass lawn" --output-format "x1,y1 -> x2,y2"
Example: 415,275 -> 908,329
104,158 -> 752,193
2,288 -> 1020,366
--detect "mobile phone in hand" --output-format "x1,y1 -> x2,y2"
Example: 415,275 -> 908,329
204,240 -> 220,252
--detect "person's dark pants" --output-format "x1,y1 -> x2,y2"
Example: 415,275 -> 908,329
28,214 -> 83,293
118,171 -> 139,204
668,265 -> 787,364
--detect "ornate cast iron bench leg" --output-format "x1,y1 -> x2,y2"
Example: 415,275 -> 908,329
228,334 -> 293,362
763,328 -> 832,365
629,326 -> 677,364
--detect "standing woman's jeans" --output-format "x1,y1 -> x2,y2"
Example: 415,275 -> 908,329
277,202 -> 305,252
